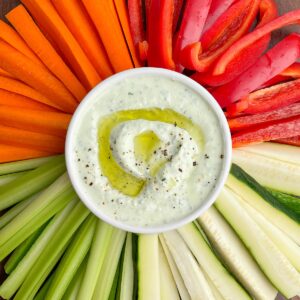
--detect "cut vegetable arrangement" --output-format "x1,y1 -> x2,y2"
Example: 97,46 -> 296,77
0,0 -> 300,299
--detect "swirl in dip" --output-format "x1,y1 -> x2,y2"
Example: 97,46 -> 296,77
70,73 -> 225,227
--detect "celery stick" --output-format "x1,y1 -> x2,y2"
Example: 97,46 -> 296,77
0,199 -> 77,299
4,222 -> 47,274
0,171 -> 28,186
63,258 -> 87,300
0,155 -> 65,210
92,228 -> 126,300
14,202 -> 90,300
0,193 -> 39,229
109,257 -> 122,300
77,221 -> 114,300
34,273 -> 54,300
46,215 -> 97,300
0,156 -> 53,176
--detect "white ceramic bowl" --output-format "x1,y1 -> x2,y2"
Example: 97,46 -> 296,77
66,68 -> 232,234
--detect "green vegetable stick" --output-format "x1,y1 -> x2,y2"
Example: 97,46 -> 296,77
0,156 -> 54,176
0,193 -> 39,229
4,222 -> 48,274
77,220 -> 114,300
0,187 -> 76,261
14,202 -> 90,300
62,258 -> 87,300
46,215 -> 97,300
92,228 -> 126,300
0,171 -> 28,186
109,256 -> 122,300
34,273 -> 54,300
0,155 -> 65,210
0,199 -> 77,299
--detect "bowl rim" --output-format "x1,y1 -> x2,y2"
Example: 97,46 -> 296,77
65,67 -> 232,234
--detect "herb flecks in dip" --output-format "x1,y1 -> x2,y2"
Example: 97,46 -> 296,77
73,75 -> 224,226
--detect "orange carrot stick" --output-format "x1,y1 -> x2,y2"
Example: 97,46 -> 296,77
82,0 -> 134,72
0,68 -> 14,79
0,40 -> 77,113
21,0 -> 101,90
0,76 -> 62,110
113,0 -> 142,67
6,5 -> 87,102
0,19 -> 42,66
0,89 -> 59,111
0,106 -> 71,138
0,144 -> 51,163
0,125 -> 65,153
51,0 -> 113,79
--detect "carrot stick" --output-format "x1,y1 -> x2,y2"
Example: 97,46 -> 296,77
6,5 -> 87,102
0,89 -> 59,111
0,76 -> 63,110
0,125 -> 65,153
82,0 -> 134,72
0,106 -> 71,138
0,40 -> 77,113
51,0 -> 113,79
21,0 -> 101,90
0,144 -> 51,163
113,0 -> 142,67
0,20 -> 41,66
0,68 -> 14,79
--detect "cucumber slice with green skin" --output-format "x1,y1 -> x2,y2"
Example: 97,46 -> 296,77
46,215 -> 97,300
178,223 -> 251,300
0,156 -> 54,176
0,155 -> 66,210
226,174 -> 300,245
235,143 -> 300,166
216,188 -> 300,298
137,234 -> 160,300
92,228 -> 126,300
77,221 -> 114,300
159,235 -> 190,300
198,206 -> 277,300
163,230 -> 215,300
158,242 -> 180,300
267,189 -> 300,216
239,199 -> 300,272
232,149 -> 300,196
116,233 -> 134,300
0,199 -> 77,299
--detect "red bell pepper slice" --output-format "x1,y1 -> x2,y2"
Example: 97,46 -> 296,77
173,0 -> 184,33
202,0 -> 237,33
180,0 -> 260,72
214,9 -> 300,76
259,75 -> 291,89
128,0 -> 145,46
173,0 -> 212,71
212,34 -> 300,108
232,115 -> 300,148
138,40 -> 148,61
192,0 -> 278,87
229,103 -> 300,132
280,62 -> 300,78
275,135 -> 300,147
147,0 -> 175,69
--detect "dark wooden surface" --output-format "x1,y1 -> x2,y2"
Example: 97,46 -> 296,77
0,1 -> 300,299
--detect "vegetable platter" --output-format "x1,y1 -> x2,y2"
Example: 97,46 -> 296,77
0,0 -> 300,299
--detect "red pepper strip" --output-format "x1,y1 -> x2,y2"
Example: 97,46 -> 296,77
147,0 -> 175,69
173,0 -> 184,33
173,0 -> 212,71
229,103 -> 300,132
180,0 -> 260,72
226,99 -> 249,118
212,34 -> 300,108
193,0 -> 278,86
232,115 -> 300,148
128,0 -> 145,46
259,75 -> 291,89
213,9 -> 300,76
275,135 -> 300,147
138,40 -> 148,61
202,0 -> 237,33
280,62 -> 300,78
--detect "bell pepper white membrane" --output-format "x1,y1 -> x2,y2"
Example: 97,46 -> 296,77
67,69 -> 229,231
